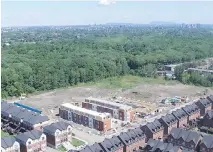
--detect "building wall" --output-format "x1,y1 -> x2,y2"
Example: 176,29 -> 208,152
129,110 -> 135,122
60,109 -> 111,132
45,133 -> 56,148
82,101 -> 134,121
153,130 -> 164,140
178,118 -> 188,128
188,111 -> 200,122
125,139 -> 145,152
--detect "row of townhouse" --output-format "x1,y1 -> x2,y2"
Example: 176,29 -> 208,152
144,139 -> 182,152
59,103 -> 112,132
140,96 -> 213,144
83,97 -> 135,122
69,127 -> 146,152
166,128 -> 213,152
1,101 -> 49,133
1,121 -> 72,152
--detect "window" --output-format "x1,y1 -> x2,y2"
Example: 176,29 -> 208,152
42,137 -> 45,140
28,141 -> 31,145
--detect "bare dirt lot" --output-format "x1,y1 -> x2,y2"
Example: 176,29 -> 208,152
18,76 -> 213,118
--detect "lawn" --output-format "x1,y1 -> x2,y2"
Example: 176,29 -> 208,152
71,138 -> 85,147
58,145 -> 67,152
1,130 -> 12,137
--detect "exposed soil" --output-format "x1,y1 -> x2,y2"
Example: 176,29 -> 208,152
19,83 -> 213,119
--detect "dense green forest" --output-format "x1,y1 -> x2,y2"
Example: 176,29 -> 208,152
2,25 -> 213,98
174,62 -> 213,87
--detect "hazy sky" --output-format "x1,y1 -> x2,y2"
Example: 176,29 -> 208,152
2,1 -> 213,27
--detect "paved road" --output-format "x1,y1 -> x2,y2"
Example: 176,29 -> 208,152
72,128 -> 105,145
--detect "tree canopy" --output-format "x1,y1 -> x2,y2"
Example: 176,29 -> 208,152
2,25 -> 213,98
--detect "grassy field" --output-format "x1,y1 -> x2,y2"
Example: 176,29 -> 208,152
71,138 -> 85,147
5,75 -> 178,100
78,75 -> 179,89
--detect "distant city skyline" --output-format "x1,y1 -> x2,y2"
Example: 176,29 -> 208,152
2,1 -> 213,27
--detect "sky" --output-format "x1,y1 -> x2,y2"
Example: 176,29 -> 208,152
1,1 -> 213,27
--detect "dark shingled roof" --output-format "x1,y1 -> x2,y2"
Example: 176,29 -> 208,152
80,145 -> 93,152
146,139 -> 181,152
89,143 -> 104,152
16,130 -> 43,144
132,127 -> 145,140
1,102 -> 49,125
170,128 -> 182,139
185,131 -> 201,144
207,95 -> 213,102
27,113 -> 49,125
160,114 -> 177,126
170,128 -> 201,145
196,98 -> 212,108
2,105 -> 21,117
172,109 -> 187,120
1,137 -> 17,149
204,110 -> 213,119
118,132 -> 132,146
182,104 -> 199,116
44,121 -> 70,135
144,119 -> 163,133
110,136 -> 124,150
99,138 -> 114,152
145,139 -> 160,151
200,135 -> 213,148
164,143 -> 180,152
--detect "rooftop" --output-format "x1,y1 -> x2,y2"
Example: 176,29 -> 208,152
61,103 -> 111,118
16,130 -> 43,143
1,137 -> 17,149
86,97 -> 132,110
43,121 -> 71,134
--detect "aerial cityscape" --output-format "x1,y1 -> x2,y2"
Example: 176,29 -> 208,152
1,1 -> 213,152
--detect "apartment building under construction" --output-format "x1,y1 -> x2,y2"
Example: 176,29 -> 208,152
82,97 -> 135,122
59,103 -> 112,132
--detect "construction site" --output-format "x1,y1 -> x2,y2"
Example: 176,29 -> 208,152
2,70 -> 213,152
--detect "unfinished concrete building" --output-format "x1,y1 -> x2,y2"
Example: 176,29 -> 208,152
59,103 -> 112,132
83,97 -> 135,122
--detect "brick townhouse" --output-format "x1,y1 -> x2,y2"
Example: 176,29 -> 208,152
182,104 -> 200,127
118,129 -> 145,152
172,109 -> 188,128
15,130 -> 47,152
43,121 -> 72,148
195,98 -> 212,116
167,128 -> 201,151
202,110 -> 213,128
141,119 -> 164,142
207,95 -> 213,109
1,136 -> 20,152
159,113 -> 178,137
